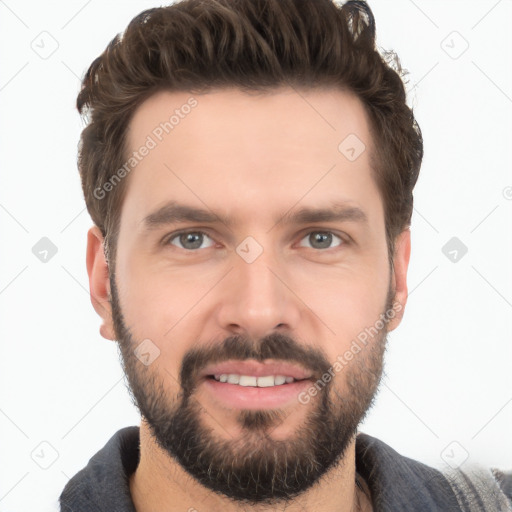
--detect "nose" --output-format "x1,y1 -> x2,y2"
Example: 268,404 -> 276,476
216,243 -> 301,341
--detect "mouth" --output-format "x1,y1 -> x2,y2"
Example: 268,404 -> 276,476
199,360 -> 314,409
205,374 -> 308,387
200,359 -> 313,382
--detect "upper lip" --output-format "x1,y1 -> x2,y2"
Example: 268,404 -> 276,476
200,360 -> 313,380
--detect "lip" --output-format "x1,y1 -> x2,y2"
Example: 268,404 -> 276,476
202,377 -> 312,410
199,359 -> 313,380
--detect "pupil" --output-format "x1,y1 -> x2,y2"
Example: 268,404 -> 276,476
181,232 -> 202,249
312,232 -> 331,249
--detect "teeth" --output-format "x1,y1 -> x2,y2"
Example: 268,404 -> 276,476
239,375 -> 257,386
227,374 -> 240,384
258,375 -> 277,387
212,374 -> 297,387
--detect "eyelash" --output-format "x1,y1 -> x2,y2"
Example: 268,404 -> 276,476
163,229 -> 348,252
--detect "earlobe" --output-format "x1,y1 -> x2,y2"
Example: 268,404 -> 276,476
387,228 -> 411,332
86,226 -> 116,341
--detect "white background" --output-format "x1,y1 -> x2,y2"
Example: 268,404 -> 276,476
0,0 -> 511,510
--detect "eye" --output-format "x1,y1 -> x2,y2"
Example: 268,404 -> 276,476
164,229 -> 346,252
298,231 -> 344,250
166,231 -> 216,251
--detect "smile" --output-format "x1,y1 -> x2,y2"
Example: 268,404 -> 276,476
210,374 -> 300,387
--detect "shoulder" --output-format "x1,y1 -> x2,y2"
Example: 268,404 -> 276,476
356,432 -> 512,511
492,468 -> 512,503
355,433 -> 462,510
442,465 -> 512,511
59,426 -> 140,512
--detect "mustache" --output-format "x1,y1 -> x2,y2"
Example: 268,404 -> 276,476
179,332 -> 332,396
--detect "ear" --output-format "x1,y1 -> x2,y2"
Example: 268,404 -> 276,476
387,228 -> 411,332
86,226 -> 116,341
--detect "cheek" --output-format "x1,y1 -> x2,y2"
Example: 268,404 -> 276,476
299,256 -> 390,352
115,247 -> 215,376
114,243 -> 175,340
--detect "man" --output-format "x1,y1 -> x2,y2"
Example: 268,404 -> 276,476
60,0 -> 512,510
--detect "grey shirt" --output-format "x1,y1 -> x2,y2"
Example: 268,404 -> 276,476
59,426 -> 512,511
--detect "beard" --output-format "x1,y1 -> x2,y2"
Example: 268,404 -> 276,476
110,275 -> 393,506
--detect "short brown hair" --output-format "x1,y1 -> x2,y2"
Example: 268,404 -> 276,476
77,0 -> 422,265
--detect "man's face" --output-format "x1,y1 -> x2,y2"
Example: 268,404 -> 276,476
89,87 -> 409,504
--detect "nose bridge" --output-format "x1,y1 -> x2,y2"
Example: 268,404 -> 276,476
217,235 -> 300,337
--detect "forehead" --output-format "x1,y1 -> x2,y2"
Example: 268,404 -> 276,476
127,86 -> 372,156
120,86 -> 382,231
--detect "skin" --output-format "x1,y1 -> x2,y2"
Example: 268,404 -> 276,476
87,86 -> 410,512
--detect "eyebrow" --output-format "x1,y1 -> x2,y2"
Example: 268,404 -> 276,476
142,200 -> 368,231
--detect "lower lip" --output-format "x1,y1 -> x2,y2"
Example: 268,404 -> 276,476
202,377 -> 312,410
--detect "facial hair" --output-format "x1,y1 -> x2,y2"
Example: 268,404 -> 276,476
110,275 -> 393,506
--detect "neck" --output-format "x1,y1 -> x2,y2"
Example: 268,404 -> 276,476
130,422 -> 372,512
